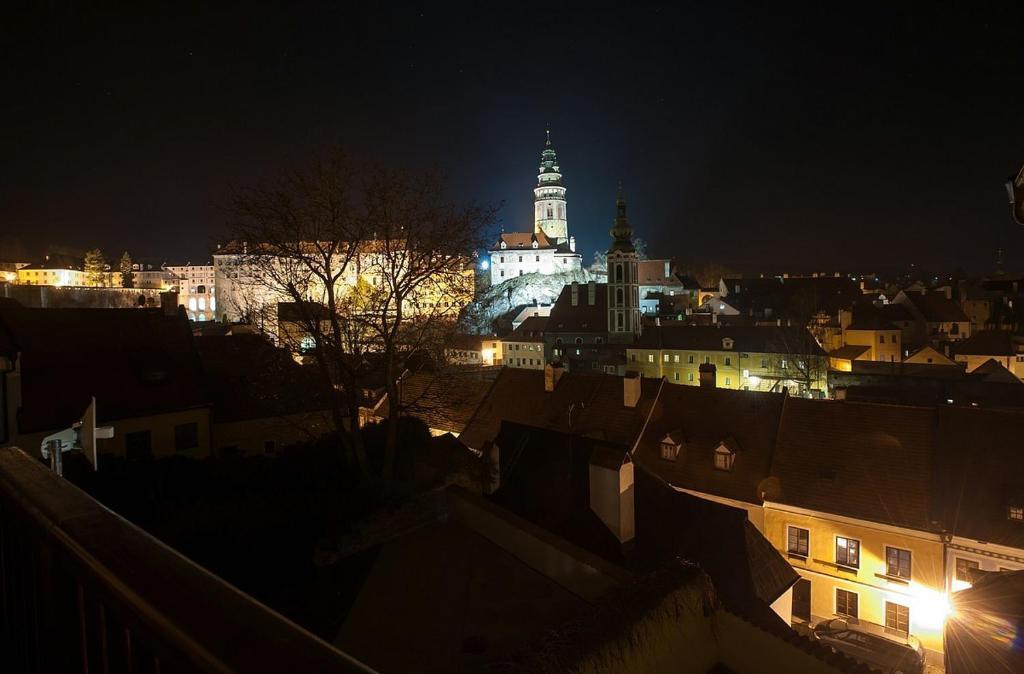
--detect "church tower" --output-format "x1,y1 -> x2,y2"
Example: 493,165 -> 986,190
607,187 -> 641,343
534,130 -> 568,244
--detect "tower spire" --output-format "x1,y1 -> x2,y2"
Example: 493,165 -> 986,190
609,182 -> 634,253
546,127 -> 551,147
534,129 -> 568,243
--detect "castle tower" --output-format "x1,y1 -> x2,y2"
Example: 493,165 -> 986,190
607,186 -> 641,343
534,130 -> 568,244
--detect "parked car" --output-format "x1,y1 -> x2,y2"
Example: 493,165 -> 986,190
812,618 -> 925,674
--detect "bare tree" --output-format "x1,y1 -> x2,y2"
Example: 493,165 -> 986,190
765,327 -> 829,396
226,149 -> 494,485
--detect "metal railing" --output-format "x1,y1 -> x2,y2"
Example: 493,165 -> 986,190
0,447 -> 376,674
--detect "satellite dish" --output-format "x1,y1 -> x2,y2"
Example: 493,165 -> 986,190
78,397 -> 113,471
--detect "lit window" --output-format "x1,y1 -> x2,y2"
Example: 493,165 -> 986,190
688,355 -> 694,364
688,373 -> 694,382
198,297 -> 206,310
673,372 -> 680,381
725,377 -> 731,386
836,537 -> 860,568
956,558 -> 979,583
713,444 -> 735,471
673,354 -> 680,363
886,547 -> 911,579
760,358 -> 768,368
836,589 -> 858,619
663,354 -> 669,363
1009,505 -> 1024,521
780,359 -> 788,369
647,354 -> 654,363
787,527 -> 809,557
660,441 -> 680,461
885,602 -> 909,635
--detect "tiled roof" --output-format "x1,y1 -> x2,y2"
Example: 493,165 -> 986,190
829,345 -> 871,360
633,385 -> 786,504
902,291 -> 970,323
505,315 -> 548,343
633,325 -> 826,356
771,398 -> 936,530
398,370 -> 495,434
933,406 -> 1024,549
546,283 -> 608,334
491,231 -> 555,250
953,330 -> 1018,357
458,369 -> 660,450
0,307 -> 208,433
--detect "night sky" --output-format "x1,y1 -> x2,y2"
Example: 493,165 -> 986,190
4,3 -> 1023,273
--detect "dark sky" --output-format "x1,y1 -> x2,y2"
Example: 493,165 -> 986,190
3,2 -> 1023,273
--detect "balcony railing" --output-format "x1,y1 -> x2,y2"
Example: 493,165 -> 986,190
0,447 -> 376,674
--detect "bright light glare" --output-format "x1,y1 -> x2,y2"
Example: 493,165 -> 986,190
908,582 -> 951,631
480,259 -> 490,270
749,376 -> 761,387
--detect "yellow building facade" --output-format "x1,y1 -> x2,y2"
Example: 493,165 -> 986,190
626,347 -> 827,394
763,503 -> 948,663
843,326 -> 901,362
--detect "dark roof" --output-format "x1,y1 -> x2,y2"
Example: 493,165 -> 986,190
445,333 -> 484,351
491,421 -> 629,563
458,369 -> 660,450
829,345 -> 871,360
633,325 -> 826,356
505,315 -> 548,343
953,330 -> 1018,357
194,334 -> 332,422
633,469 -> 798,621
934,407 -> 1024,549
969,358 -> 1020,383
491,230 -> 556,250
0,307 -> 208,432
876,303 -> 915,322
398,370 -> 494,434
633,385 -> 786,504
721,276 -> 861,320
771,398 -> 936,530
277,301 -> 332,322
546,283 -> 608,334
901,291 -> 970,323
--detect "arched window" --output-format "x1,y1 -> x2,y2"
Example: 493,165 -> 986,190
615,264 -> 623,282
555,338 -> 563,346
574,337 -> 583,345
546,206 -> 553,219
616,288 -> 624,306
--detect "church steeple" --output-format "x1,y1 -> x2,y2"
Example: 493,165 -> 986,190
608,184 -> 635,254
607,185 -> 641,342
534,130 -> 568,244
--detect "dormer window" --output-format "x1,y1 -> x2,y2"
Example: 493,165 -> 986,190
532,240 -> 538,249
660,432 -> 684,461
1009,505 -> 1024,521
722,337 -> 734,350
714,439 -> 738,471
500,241 -> 507,250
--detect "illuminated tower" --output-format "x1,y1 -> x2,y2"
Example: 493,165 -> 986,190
607,187 -> 641,342
533,130 -> 568,244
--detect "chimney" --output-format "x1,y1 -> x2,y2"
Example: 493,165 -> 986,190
944,286 -> 952,300
571,281 -> 579,306
664,261 -> 671,278
654,316 -> 661,327
544,362 -> 564,392
623,371 -> 641,408
589,453 -> 635,544
699,363 -> 717,388
587,280 -> 596,305
160,291 -> 179,317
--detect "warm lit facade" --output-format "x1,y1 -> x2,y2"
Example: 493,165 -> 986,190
501,316 -> 548,369
627,326 -> 828,394
843,326 -> 901,363
166,263 -> 217,321
762,503 -> 947,660
17,264 -> 88,287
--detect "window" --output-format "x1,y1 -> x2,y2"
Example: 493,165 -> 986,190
836,537 -> 860,568
725,377 -> 731,386
500,271 -> 505,277
518,255 -> 523,262
499,256 -> 504,263
660,441 -> 680,461
616,264 -> 623,282
575,337 -> 583,345
174,422 -> 199,451
885,602 -> 910,635
1009,505 -> 1024,521
647,354 -> 654,363
663,354 -> 670,362
264,440 -> 276,455
688,355 -> 695,364
780,359 -> 788,369
714,444 -> 735,471
885,547 -> 911,579
125,431 -> 152,460
956,557 -> 979,583
787,527 -> 809,557
535,255 -> 540,262
724,356 -> 731,366
688,373 -> 694,382
630,353 -> 636,362
673,354 -> 680,363
673,372 -> 680,381
616,288 -> 624,305
761,358 -> 768,368
879,335 -> 885,343
836,589 -> 858,619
